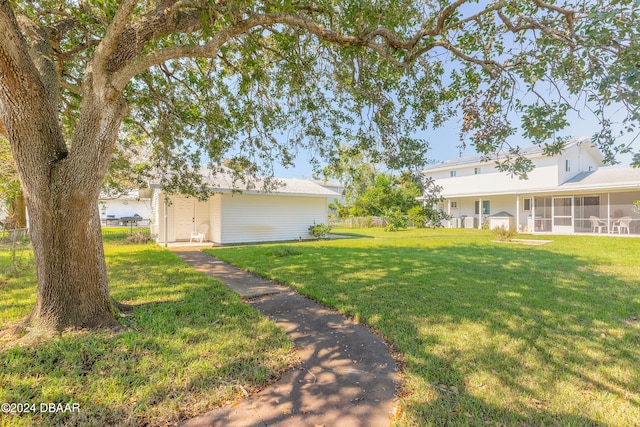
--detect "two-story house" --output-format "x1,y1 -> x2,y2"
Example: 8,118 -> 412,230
422,137 -> 640,234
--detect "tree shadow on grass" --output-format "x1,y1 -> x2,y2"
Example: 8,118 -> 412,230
399,342 -> 611,426
1,246 -> 294,427
214,238 -> 640,426
178,287 -> 398,427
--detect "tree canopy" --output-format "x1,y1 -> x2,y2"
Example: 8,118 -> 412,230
0,0 -> 639,336
3,1 -> 638,186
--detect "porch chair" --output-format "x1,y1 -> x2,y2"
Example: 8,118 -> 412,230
611,216 -> 632,234
589,216 -> 607,233
190,223 -> 209,243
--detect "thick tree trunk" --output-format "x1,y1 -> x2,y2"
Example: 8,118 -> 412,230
28,198 -> 117,333
23,103 -> 128,333
0,3 -> 133,336
22,88 -> 129,334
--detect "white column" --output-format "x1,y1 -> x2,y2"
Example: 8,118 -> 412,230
516,195 -> 520,232
447,200 -> 451,228
607,193 -> 611,233
531,196 -> 536,232
571,195 -> 575,233
478,197 -> 483,229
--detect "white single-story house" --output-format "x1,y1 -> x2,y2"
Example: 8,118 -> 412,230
99,190 -> 153,226
150,173 -> 338,245
422,137 -> 640,235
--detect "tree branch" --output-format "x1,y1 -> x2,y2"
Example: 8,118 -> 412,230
93,0 -> 139,74
14,13 -> 59,111
112,11 -> 423,89
0,0 -> 68,183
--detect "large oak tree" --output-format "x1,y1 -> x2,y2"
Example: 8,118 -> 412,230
0,0 -> 637,338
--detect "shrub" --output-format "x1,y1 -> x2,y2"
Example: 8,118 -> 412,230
125,232 -> 154,244
308,223 -> 332,239
270,247 -> 303,257
492,225 -> 518,241
407,206 -> 427,228
384,208 -> 408,232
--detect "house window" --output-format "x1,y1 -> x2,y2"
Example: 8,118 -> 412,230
450,170 -> 457,177
475,200 -> 490,215
474,167 -> 481,175
524,198 -> 531,211
565,159 -> 571,172
451,202 -> 458,208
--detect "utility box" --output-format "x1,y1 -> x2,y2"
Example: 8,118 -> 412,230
489,211 -> 515,230
463,217 -> 477,229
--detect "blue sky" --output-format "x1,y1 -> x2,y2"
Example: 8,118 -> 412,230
273,109 -> 639,179
270,3 -> 640,180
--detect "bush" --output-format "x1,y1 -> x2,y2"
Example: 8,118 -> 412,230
308,223 -> 332,239
407,206 -> 427,228
125,232 -> 154,244
270,247 -> 303,257
492,225 -> 518,241
384,208 -> 408,232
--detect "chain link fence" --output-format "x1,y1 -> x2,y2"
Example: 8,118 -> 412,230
0,228 -> 32,274
329,216 -> 387,228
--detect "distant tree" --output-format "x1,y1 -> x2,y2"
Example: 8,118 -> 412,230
352,172 -> 422,216
0,138 -> 25,228
328,199 -> 351,219
323,145 -> 378,206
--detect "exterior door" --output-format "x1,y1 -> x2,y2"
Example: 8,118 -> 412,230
173,197 -> 195,240
552,196 -> 574,233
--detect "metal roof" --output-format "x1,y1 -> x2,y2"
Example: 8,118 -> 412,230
151,168 -> 339,198
560,166 -> 640,191
420,166 -> 640,199
424,137 -> 593,171
490,211 -> 514,217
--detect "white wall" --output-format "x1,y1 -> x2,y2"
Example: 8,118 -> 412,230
445,195 -> 519,229
152,191 -> 329,244
209,194 -> 222,244
100,198 -> 152,225
219,194 -> 328,244
431,157 -> 559,198
100,199 -> 151,218
558,146 -> 578,184
557,143 -> 605,184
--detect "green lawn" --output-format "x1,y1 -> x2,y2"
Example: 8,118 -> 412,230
0,235 -> 296,426
207,228 -> 640,427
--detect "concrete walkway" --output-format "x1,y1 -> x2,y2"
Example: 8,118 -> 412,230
170,248 -> 399,427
